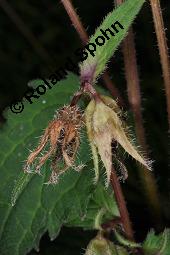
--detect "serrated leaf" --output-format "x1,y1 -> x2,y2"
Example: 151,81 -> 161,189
80,0 -> 145,83
0,73 -> 118,255
143,229 -> 170,255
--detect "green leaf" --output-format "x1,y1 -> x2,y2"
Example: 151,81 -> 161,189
68,183 -> 119,229
143,229 -> 170,255
80,0 -> 145,83
0,73 -> 118,255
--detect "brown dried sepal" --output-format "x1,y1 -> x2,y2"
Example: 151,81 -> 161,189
24,105 -> 84,183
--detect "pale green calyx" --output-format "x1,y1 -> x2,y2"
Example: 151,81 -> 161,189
85,95 -> 151,187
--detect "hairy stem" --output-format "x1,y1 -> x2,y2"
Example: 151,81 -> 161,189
114,0 -> 162,225
60,0 -> 124,107
150,0 -> 170,129
111,167 -> 134,240
61,0 -> 88,45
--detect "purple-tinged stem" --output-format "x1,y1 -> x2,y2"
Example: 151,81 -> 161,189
114,0 -> 162,226
110,167 -> 134,240
149,0 -> 170,129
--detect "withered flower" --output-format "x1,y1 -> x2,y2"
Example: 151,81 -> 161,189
85,95 -> 151,187
24,105 -> 83,183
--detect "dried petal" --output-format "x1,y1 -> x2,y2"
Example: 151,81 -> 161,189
24,105 -> 83,183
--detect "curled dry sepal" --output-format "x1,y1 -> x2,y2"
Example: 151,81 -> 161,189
85,94 -> 151,187
24,105 -> 84,184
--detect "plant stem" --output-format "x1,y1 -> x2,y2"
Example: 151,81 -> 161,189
114,0 -> 162,226
60,0 -> 125,107
101,217 -> 121,230
150,0 -> 170,129
70,90 -> 83,106
61,0 -> 88,45
71,83 -> 134,240
102,72 -> 125,107
121,27 -> 161,217
110,167 -> 134,240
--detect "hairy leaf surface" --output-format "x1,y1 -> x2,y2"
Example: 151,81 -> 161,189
80,0 -> 145,83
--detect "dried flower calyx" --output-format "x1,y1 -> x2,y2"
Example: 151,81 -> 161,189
24,105 -> 84,183
85,95 -> 151,187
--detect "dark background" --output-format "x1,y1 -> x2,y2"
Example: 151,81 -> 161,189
0,0 -> 170,254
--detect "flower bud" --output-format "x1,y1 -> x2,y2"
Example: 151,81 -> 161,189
85,95 -> 151,187
85,232 -> 128,255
